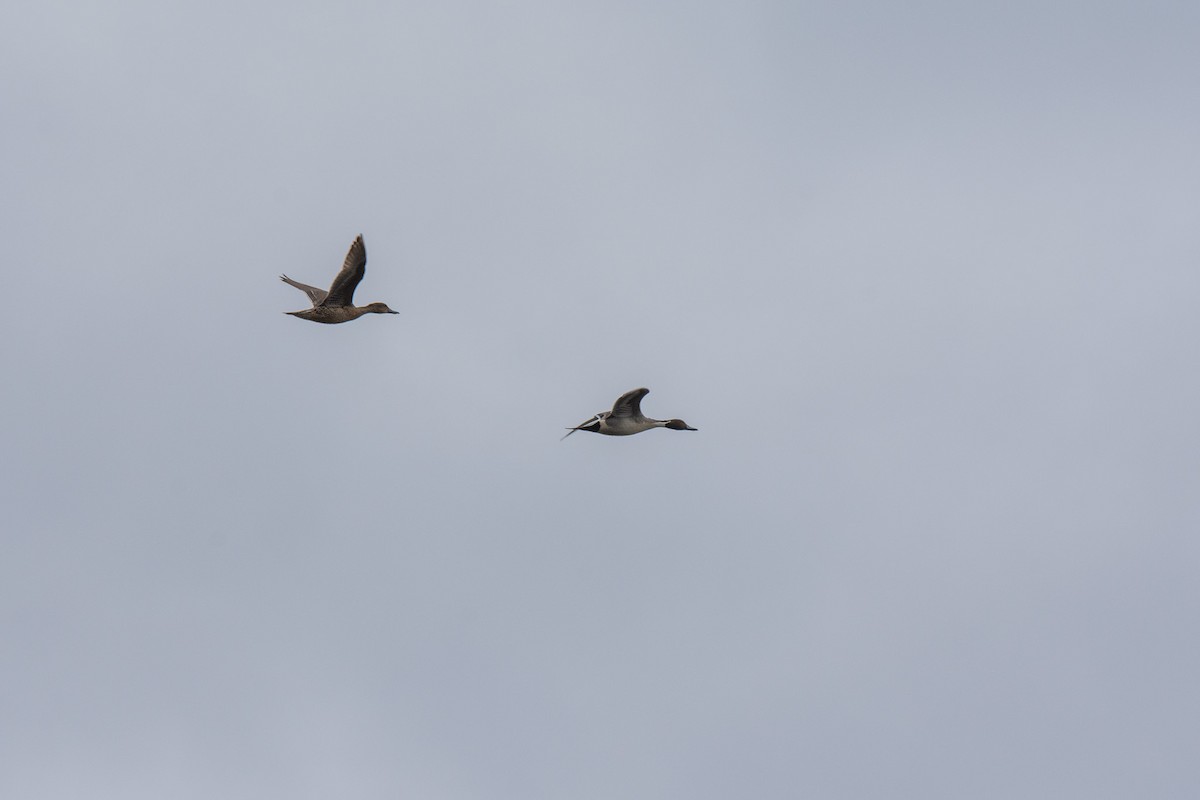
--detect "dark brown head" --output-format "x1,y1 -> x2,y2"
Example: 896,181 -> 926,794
363,302 -> 399,315
664,419 -> 697,431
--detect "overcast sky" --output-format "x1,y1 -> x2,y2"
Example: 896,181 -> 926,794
3,2 -> 1199,798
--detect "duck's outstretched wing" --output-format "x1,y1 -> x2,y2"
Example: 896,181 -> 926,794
324,234 -> 367,308
610,387 -> 649,419
279,275 -> 328,307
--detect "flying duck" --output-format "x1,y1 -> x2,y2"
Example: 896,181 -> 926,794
563,387 -> 698,439
281,234 -> 398,323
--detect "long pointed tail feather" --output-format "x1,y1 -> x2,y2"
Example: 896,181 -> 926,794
561,415 -> 600,441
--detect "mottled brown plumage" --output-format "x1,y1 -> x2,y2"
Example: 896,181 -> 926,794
281,235 -> 398,324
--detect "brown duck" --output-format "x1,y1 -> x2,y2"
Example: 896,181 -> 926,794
281,235 -> 398,324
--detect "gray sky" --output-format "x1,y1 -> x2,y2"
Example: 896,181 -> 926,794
3,1 -> 1199,798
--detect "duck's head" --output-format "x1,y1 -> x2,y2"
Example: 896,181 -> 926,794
664,419 -> 698,431
364,302 -> 399,315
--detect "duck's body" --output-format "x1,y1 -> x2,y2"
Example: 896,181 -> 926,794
564,387 -> 698,439
281,235 -> 398,324
284,302 -> 395,324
